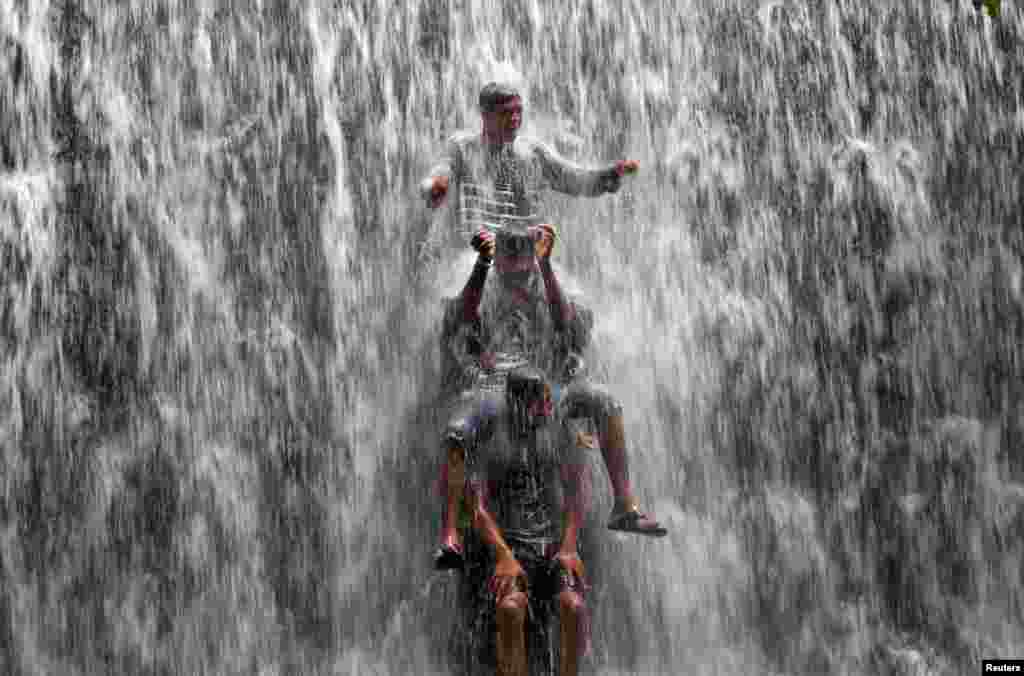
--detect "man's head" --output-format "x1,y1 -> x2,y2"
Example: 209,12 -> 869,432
479,82 -> 522,144
507,365 -> 554,433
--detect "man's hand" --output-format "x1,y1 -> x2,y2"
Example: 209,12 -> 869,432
427,175 -> 449,208
599,160 -> 638,193
489,555 -> 527,600
574,429 -> 598,449
532,223 -> 558,260
555,551 -> 588,591
615,159 -> 640,177
470,228 -> 496,260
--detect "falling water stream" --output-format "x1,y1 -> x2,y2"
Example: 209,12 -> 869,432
2,1 -> 1023,674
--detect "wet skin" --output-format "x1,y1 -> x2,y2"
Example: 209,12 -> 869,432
481,96 -> 523,145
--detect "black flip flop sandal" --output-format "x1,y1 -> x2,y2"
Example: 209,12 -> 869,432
433,544 -> 465,571
607,509 -> 668,538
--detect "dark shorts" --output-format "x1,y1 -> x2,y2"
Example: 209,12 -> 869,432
455,538 -> 571,674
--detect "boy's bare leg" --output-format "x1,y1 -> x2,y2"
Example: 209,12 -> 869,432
468,483 -> 529,676
434,442 -> 466,569
601,413 -> 667,537
558,587 -> 585,676
496,588 -> 529,676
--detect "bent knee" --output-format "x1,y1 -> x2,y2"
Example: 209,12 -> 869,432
444,441 -> 466,466
443,418 -> 474,450
496,591 -> 528,623
558,590 -> 585,618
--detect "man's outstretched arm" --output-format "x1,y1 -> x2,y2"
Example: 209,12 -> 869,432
533,139 -> 638,197
557,437 -> 591,565
439,230 -> 496,389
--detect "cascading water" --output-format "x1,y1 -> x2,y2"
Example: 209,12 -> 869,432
2,1 -> 1022,674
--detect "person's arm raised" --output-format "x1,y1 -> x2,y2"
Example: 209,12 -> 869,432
457,229 -> 495,321
533,224 -> 575,329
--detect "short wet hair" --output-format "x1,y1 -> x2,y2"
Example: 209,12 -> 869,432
478,81 -> 521,112
507,365 -> 548,405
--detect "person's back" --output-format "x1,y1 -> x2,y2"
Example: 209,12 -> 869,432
478,269 -> 559,371
438,225 -> 579,400
476,398 -> 562,548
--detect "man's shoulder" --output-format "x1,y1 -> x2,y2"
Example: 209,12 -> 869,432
447,129 -> 481,148
513,134 -> 550,155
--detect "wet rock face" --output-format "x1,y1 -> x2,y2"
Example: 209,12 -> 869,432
2,0 -> 1024,673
